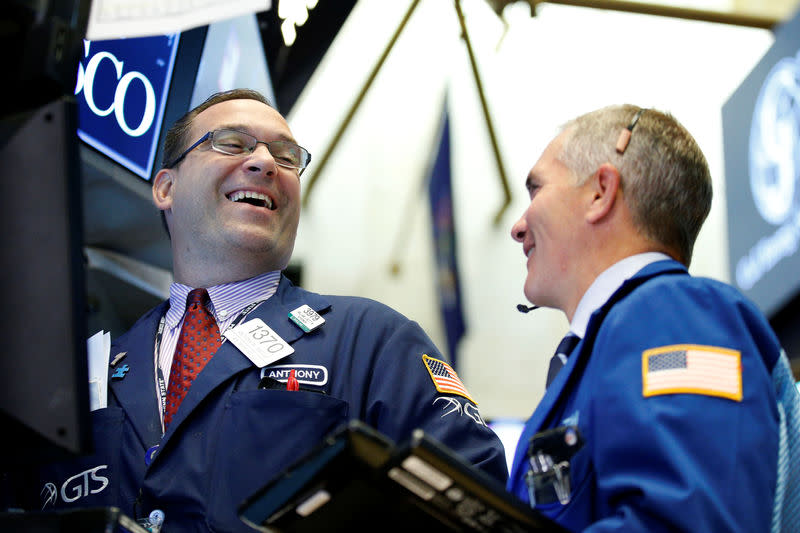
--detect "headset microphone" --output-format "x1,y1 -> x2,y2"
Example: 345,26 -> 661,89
517,304 -> 539,313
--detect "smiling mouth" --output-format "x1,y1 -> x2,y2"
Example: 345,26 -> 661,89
227,191 -> 275,210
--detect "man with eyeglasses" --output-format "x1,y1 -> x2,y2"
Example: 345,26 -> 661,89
506,104 -> 798,532
19,89 -> 507,531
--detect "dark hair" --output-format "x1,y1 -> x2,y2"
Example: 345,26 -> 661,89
157,89 -> 274,237
559,105 -> 712,267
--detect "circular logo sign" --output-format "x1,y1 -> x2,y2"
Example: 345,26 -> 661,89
748,50 -> 800,226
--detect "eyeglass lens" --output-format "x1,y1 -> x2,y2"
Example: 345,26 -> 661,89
211,129 -> 308,169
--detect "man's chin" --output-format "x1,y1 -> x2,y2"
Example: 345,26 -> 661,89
523,285 -> 547,311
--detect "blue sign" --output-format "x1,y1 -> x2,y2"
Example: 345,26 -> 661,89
75,34 -> 180,180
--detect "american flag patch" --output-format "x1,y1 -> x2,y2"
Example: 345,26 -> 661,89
642,344 -> 742,401
422,355 -> 476,404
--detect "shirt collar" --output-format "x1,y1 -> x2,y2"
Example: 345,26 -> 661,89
165,271 -> 282,328
570,252 -> 671,338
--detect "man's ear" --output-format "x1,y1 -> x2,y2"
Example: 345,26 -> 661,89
152,168 -> 174,211
585,163 -> 621,224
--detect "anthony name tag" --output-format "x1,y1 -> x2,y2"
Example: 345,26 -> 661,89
224,318 -> 294,368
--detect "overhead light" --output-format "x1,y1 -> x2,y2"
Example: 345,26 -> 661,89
278,0 -> 320,47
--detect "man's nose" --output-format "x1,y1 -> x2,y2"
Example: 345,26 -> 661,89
511,215 -> 527,242
245,143 -> 277,176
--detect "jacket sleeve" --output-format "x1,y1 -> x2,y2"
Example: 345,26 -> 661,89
348,303 -> 508,484
583,285 -> 779,533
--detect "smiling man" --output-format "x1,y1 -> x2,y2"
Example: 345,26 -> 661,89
506,104 -> 798,532
154,97 -> 303,286
16,89 -> 507,532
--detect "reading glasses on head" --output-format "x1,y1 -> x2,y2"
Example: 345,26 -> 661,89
165,128 -> 311,174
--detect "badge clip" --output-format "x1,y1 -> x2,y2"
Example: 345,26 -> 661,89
525,425 -> 584,506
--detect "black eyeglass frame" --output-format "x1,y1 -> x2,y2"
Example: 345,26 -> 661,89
164,129 -> 312,174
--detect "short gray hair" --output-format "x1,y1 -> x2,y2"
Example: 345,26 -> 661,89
558,104 -> 712,266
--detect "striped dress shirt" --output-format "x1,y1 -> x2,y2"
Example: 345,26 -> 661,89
154,270 -> 282,412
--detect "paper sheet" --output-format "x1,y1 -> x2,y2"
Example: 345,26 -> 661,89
87,330 -> 111,411
85,0 -> 271,40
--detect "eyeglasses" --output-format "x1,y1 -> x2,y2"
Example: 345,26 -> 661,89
165,129 -> 312,174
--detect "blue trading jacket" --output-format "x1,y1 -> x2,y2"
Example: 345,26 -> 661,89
26,276 -> 507,532
508,260 -> 783,532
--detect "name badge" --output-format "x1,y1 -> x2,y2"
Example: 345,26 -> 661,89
223,318 -> 294,368
288,304 -> 325,333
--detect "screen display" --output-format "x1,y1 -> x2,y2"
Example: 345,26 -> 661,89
722,11 -> 800,318
75,34 -> 180,180
190,14 -> 275,109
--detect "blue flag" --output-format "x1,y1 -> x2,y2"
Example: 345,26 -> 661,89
428,104 -> 466,369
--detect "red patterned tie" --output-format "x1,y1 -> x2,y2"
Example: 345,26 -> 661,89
164,288 -> 221,428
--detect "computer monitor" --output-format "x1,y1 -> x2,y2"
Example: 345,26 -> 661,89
0,98 -> 91,465
0,0 -> 92,467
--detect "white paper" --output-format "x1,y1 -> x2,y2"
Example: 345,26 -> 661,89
87,330 -> 111,411
85,0 -> 271,41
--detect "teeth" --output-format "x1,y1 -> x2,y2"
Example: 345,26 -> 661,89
228,191 -> 274,209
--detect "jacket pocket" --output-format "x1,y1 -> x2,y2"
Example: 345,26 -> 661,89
206,390 -> 349,532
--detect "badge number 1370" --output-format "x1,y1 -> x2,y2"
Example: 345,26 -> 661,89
224,318 -> 294,367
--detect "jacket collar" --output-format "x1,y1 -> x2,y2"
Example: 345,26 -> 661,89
509,259 -> 687,483
108,276 -> 332,451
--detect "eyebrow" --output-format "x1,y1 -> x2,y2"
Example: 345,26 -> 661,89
215,123 -> 297,144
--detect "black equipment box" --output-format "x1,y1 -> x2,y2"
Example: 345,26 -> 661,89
239,421 -> 565,532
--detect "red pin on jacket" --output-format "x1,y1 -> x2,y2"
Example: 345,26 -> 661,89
286,369 -> 299,391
